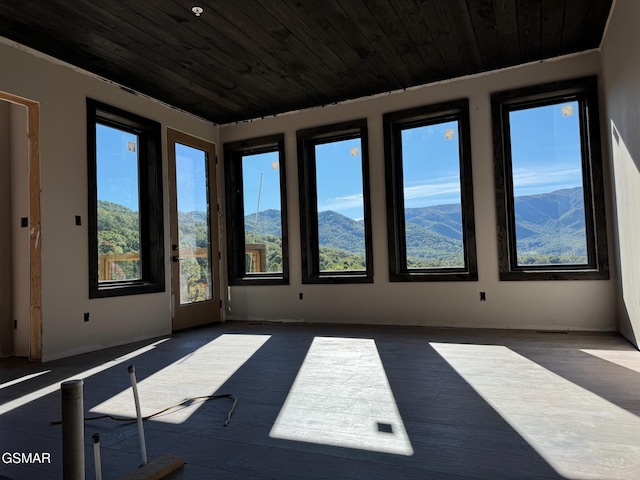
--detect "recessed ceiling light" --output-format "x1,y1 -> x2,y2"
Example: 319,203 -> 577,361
192,6 -> 204,16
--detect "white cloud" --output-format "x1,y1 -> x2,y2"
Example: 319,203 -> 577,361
512,167 -> 582,187
511,167 -> 583,197
319,193 -> 363,212
403,180 -> 460,200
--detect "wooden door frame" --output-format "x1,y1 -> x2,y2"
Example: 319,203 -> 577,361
0,91 -> 42,361
167,128 -> 221,331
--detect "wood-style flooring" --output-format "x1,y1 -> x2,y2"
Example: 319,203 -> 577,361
1,322 -> 640,479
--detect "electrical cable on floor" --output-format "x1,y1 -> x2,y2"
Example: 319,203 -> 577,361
50,393 -> 237,427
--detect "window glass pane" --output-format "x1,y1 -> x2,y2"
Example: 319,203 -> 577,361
509,101 -> 588,265
175,143 -> 212,303
314,138 -> 366,272
400,120 -> 464,268
242,150 -> 283,273
96,123 -> 141,282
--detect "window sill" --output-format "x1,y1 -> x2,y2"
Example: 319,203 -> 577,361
499,269 -> 609,281
390,271 -> 478,282
302,273 -> 373,285
229,275 -> 289,286
90,281 -> 165,299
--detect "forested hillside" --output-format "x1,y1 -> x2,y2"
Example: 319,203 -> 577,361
97,201 -> 141,255
513,187 -> 587,264
243,187 -> 588,269
97,186 -> 588,275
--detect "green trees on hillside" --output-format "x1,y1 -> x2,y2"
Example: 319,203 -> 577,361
98,186 -> 589,280
97,201 -> 141,280
97,201 -> 140,255
97,202 -> 211,296
319,247 -> 365,271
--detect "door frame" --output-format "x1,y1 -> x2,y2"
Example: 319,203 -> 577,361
167,128 -> 221,331
0,91 -> 41,361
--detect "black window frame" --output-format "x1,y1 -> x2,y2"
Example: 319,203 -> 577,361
87,98 -> 165,298
383,98 -> 478,282
491,76 -> 609,281
224,133 -> 289,286
297,119 -> 374,284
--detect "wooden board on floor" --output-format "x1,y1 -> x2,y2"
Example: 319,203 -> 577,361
119,454 -> 184,480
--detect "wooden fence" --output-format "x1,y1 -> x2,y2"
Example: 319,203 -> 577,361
98,244 -> 266,280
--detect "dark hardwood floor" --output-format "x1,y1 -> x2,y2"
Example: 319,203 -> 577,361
2,322 -> 640,479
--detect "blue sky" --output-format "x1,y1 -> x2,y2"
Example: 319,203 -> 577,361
98,100 -> 584,219
401,120 -> 462,210
97,126 -> 210,212
242,150 -> 282,216
315,138 -> 364,219
96,124 -> 140,211
175,143 -> 209,212
509,100 -> 583,197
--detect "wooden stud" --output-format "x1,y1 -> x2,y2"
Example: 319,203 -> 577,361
0,91 -> 41,361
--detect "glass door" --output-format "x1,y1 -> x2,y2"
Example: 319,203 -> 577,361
167,129 -> 220,330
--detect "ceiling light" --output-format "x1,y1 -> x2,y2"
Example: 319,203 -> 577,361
191,6 -> 204,16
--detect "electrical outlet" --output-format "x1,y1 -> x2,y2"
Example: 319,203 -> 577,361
299,292 -> 303,300
13,319 -> 17,329
480,291 -> 486,301
84,312 -> 90,322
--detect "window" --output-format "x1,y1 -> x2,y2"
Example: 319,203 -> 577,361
224,134 -> 289,285
297,119 -> 373,284
491,76 -> 609,280
87,99 -> 164,298
383,99 -> 477,281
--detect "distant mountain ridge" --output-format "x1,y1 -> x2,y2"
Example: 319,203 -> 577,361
512,186 -> 587,262
245,186 -> 587,264
97,186 -> 588,267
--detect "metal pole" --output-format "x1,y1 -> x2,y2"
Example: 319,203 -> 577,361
127,365 -> 148,465
92,433 -> 102,480
252,172 -> 263,243
61,379 -> 85,480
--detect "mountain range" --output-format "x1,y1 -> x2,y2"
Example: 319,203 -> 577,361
245,186 -> 587,265
97,186 -> 588,268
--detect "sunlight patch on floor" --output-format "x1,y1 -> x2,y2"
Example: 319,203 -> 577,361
0,339 -> 168,415
91,334 -> 271,424
581,348 -> 640,375
431,342 -> 640,480
0,370 -> 50,390
270,337 -> 413,456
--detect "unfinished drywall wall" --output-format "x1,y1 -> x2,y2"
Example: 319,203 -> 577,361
220,51 -> 618,332
0,39 -> 218,361
601,0 -> 640,346
0,101 -> 11,357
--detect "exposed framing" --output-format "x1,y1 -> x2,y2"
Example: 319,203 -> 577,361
0,91 -> 41,361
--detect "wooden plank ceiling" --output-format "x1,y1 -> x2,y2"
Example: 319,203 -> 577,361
0,0 -> 613,124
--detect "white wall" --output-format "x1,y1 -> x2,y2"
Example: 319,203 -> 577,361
0,39 -> 218,361
601,0 -> 640,346
220,51 -> 618,332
